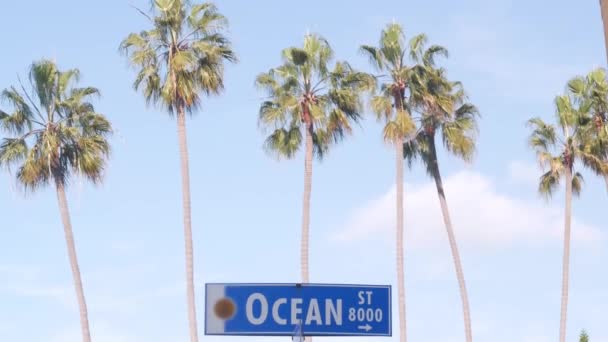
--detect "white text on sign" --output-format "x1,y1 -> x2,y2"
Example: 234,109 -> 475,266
244,291 -> 382,327
245,293 -> 342,326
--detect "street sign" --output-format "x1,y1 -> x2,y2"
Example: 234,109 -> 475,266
205,283 -> 391,337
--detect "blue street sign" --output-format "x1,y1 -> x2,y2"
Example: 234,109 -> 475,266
205,283 -> 391,337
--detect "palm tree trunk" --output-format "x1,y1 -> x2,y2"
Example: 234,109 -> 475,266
177,107 -> 199,342
559,167 -> 573,342
301,124 -> 313,284
395,137 -> 407,342
300,124 -> 314,342
600,0 -> 608,65
428,136 -> 472,342
55,180 -> 91,342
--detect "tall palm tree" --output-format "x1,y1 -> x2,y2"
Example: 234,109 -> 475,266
0,60 -> 112,342
120,1 -> 236,341
256,34 -> 372,292
360,23 -> 447,342
404,65 -> 478,342
526,93 -> 604,342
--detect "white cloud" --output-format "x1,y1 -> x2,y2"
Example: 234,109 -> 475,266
331,170 -> 603,249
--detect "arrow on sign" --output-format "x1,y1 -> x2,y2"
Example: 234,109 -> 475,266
357,324 -> 372,332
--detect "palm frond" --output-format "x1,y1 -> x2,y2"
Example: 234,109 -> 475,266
263,126 -> 302,159
572,171 -> 584,196
442,115 -> 476,162
57,68 -> 81,95
0,88 -> 34,134
578,147 -> 608,175
379,23 -> 405,68
527,117 -> 557,153
382,110 -> 415,144
567,76 -> 587,100
310,126 -> 342,161
422,45 -> 448,67
555,95 -> 577,129
359,45 -> 383,71
284,48 -> 310,66
538,168 -> 562,199
402,133 -> 429,169
328,87 -> 361,117
371,95 -> 392,122
28,60 -> 58,110
187,2 -> 227,34
408,33 -> 428,63
395,110 -> 416,136
0,138 -> 28,167
325,108 -> 355,144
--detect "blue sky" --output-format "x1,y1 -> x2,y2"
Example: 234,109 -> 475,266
1,0 -> 607,341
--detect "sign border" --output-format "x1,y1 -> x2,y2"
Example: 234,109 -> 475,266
204,282 -> 392,337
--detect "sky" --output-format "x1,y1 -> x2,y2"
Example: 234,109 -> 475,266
0,0 -> 607,341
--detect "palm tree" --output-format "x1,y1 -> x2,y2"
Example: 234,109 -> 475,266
567,68 -> 608,192
526,93 -> 604,342
404,65 -> 478,342
120,2 -> 236,340
256,34 -> 372,291
0,60 -> 112,342
360,23 -> 447,342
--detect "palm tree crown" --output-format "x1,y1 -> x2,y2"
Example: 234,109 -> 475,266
120,0 -> 237,114
527,94 -> 602,197
0,60 -> 111,188
570,68 -> 608,128
256,33 -> 373,158
567,68 -> 608,177
404,67 -> 479,173
361,23 -> 448,144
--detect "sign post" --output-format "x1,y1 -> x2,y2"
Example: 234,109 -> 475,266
205,283 -> 391,337
292,319 -> 303,342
